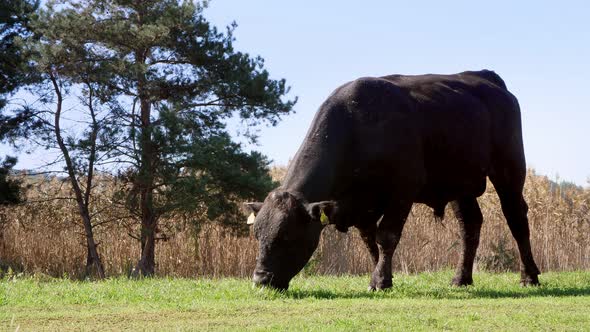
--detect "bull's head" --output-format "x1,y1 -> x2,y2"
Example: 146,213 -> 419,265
245,190 -> 337,290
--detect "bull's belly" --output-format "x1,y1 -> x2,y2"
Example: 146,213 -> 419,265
342,169 -> 487,211
415,173 -> 487,208
418,137 -> 491,203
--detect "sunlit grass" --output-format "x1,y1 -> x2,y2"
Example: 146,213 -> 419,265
1,271 -> 589,330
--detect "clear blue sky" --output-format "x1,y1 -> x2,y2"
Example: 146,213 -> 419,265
205,0 -> 590,185
4,0 -> 589,185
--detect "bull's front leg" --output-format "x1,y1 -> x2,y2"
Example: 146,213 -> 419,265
369,201 -> 412,291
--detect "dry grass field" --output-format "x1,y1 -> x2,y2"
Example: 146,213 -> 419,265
0,168 -> 588,278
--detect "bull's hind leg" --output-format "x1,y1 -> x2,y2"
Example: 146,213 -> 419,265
450,198 -> 483,286
358,223 -> 379,267
369,200 -> 413,291
490,170 -> 541,286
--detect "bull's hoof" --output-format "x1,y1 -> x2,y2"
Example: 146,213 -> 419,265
369,279 -> 392,291
451,275 -> 473,287
367,285 -> 391,292
520,274 -> 540,287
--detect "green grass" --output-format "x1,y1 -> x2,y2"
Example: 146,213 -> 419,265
1,271 -> 589,331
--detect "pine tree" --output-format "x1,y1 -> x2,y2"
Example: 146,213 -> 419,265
28,0 -> 295,276
0,0 -> 38,108
0,0 -> 39,206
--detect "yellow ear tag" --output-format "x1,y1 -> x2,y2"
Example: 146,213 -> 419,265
247,213 -> 256,225
320,209 -> 329,225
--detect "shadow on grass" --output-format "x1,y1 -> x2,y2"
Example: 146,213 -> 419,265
284,285 -> 590,300
471,286 -> 590,298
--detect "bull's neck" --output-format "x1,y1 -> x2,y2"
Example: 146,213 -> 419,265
281,97 -> 351,203
281,129 -> 347,203
282,153 -> 336,202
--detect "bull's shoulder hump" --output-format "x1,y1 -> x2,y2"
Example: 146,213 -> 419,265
458,69 -> 507,89
380,70 -> 508,90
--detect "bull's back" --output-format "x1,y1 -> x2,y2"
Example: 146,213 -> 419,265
345,71 -> 521,202
385,70 -> 522,201
284,70 -> 523,208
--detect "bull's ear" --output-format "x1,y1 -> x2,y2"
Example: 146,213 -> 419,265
307,201 -> 337,225
244,202 -> 263,225
244,202 -> 263,214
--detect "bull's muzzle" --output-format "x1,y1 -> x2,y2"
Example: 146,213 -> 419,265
252,270 -> 274,286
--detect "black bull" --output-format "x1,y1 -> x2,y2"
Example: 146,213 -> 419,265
245,70 -> 540,290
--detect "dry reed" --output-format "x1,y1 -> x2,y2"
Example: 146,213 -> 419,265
0,168 -> 588,278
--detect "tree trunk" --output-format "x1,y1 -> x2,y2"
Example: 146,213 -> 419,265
132,47 -> 158,276
134,215 -> 156,276
50,73 -> 105,279
133,96 -> 157,276
84,219 -> 105,279
82,81 -> 105,279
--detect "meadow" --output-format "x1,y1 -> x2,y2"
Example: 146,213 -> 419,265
1,271 -> 590,331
